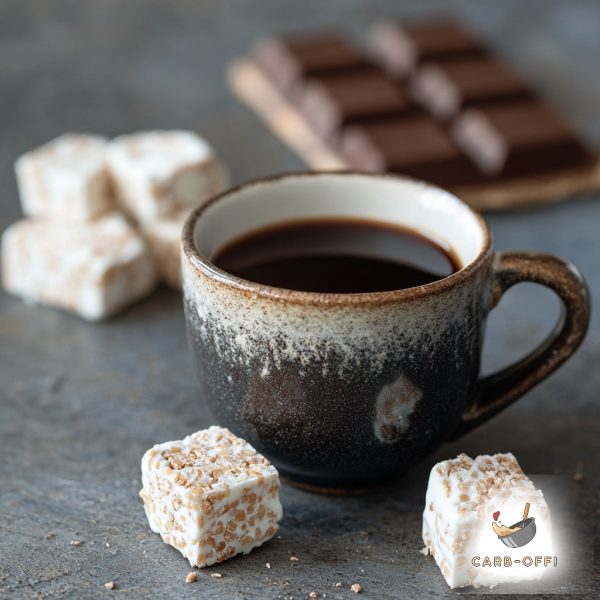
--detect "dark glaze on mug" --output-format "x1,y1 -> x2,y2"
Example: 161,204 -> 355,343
182,172 -> 590,492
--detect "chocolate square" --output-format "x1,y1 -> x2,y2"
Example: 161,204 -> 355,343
253,31 -> 372,96
411,56 -> 533,120
301,70 -> 416,140
452,101 -> 594,177
368,19 -> 486,78
340,116 -> 482,186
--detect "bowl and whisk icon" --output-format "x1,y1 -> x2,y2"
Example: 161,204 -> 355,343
492,502 -> 536,548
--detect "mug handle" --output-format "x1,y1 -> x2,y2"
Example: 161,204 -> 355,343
452,251 -> 590,439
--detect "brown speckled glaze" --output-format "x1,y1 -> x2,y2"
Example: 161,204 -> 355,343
181,172 -> 590,491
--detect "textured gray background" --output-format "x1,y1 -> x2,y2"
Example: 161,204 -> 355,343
0,1 -> 598,598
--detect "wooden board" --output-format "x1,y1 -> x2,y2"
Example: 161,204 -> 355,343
228,57 -> 600,212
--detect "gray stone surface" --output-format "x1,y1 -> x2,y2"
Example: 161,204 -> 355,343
0,1 -> 598,598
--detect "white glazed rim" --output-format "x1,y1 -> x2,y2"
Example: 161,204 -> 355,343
181,171 -> 493,306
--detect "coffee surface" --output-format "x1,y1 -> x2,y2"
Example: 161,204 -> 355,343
212,219 -> 460,293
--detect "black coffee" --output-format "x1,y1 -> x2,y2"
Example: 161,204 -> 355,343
212,218 -> 460,293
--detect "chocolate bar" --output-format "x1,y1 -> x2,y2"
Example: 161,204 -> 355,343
253,31 -> 371,96
411,56 -> 533,120
340,117 -> 481,186
301,69 -> 416,140
453,101 -> 594,177
233,19 -> 599,208
368,19 -> 485,78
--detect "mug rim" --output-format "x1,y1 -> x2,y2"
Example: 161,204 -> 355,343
181,171 -> 493,306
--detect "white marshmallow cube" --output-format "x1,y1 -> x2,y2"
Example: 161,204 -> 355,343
1,214 -> 157,321
15,133 -> 114,221
423,453 -> 551,588
141,209 -> 189,289
140,426 -> 282,567
106,130 -> 228,223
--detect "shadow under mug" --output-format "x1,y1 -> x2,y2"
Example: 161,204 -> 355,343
181,172 -> 590,492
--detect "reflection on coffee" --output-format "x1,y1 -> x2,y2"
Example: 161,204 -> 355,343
212,218 -> 460,293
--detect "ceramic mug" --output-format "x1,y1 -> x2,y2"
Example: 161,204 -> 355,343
181,172 -> 590,492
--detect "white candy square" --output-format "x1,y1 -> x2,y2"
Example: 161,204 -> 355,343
422,453 -> 552,588
106,130 -> 228,223
1,214 -> 157,321
15,133 -> 114,221
140,426 -> 282,567
141,209 -> 189,289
